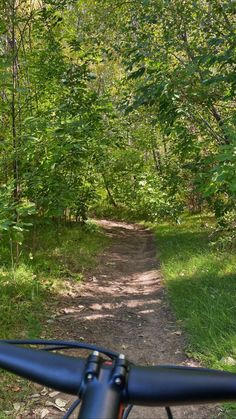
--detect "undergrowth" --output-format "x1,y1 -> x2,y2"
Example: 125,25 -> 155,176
0,218 -> 109,414
0,219 -> 108,339
91,202 -> 138,222
153,214 -> 236,416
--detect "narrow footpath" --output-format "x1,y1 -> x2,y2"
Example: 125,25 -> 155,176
24,220 -> 221,418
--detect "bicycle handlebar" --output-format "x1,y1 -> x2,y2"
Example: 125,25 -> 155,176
0,343 -> 85,395
128,365 -> 236,405
1,342 -> 236,405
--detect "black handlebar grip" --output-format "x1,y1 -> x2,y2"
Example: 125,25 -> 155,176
127,365 -> 236,406
0,343 -> 85,395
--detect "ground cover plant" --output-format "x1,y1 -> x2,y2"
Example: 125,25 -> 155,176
0,0 -> 235,416
0,219 -> 109,414
153,214 -> 236,416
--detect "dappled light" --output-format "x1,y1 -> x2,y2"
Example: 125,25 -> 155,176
0,0 -> 235,416
28,219 -> 219,418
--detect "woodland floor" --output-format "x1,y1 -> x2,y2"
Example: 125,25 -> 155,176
22,220 -> 222,419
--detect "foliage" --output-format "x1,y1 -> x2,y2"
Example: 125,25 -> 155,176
0,0 -> 114,254
0,264 -> 43,339
0,0 -> 235,242
0,3 -> 235,413
130,172 -> 183,221
0,218 -> 108,339
0,218 -> 109,413
87,0 -> 236,230
210,209 -> 236,250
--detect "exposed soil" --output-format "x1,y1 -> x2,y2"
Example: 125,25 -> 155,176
22,220 -> 221,419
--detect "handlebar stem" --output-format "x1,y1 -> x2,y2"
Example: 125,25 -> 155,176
78,354 -> 128,419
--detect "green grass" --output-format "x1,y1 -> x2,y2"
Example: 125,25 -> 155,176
153,214 -> 236,368
0,264 -> 43,339
24,218 -> 109,280
0,219 -> 109,339
0,218 -> 109,413
152,214 -> 236,416
91,201 -> 143,222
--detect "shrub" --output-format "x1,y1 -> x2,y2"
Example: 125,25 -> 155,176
210,209 -> 236,250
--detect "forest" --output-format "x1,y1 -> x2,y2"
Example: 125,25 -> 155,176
0,0 -> 235,246
0,0 -> 235,416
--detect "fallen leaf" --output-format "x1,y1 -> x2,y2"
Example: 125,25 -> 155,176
55,398 -> 68,408
63,308 -> 76,314
41,408 -> 50,418
45,401 -> 55,407
41,388 -> 48,396
220,356 -> 236,366
172,331 -> 182,336
29,393 -> 41,398
13,403 -> 21,412
45,401 -> 66,412
6,385 -> 21,392
49,391 -> 60,398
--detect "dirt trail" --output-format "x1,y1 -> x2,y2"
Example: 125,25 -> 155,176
25,220 -> 221,418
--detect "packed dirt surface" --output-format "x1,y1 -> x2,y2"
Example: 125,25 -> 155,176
23,220 -> 221,418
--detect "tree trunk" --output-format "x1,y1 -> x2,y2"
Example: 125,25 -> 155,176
11,0 -> 20,261
102,173 -> 117,207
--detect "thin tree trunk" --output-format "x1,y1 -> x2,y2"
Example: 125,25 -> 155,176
152,147 -> 162,174
102,173 -> 117,207
181,28 -> 230,145
11,0 -> 20,260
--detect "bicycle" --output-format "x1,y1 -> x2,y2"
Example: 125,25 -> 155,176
0,339 -> 236,419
